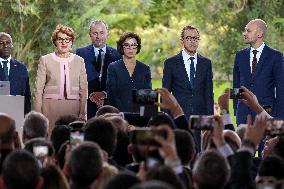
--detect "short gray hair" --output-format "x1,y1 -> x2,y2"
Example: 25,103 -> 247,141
89,19 -> 109,32
0,32 -> 13,43
23,111 -> 49,139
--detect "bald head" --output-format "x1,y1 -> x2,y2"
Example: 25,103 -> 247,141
0,113 -> 16,144
223,130 -> 241,151
249,19 -> 267,36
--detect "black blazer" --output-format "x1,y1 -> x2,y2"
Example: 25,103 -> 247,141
162,52 -> 214,119
0,58 -> 31,114
107,59 -> 152,112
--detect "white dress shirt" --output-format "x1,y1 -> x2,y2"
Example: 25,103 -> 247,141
93,45 -> 106,57
0,56 -> 11,75
182,49 -> 197,82
250,43 -> 265,73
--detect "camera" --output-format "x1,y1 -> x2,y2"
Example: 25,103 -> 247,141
229,88 -> 244,99
130,128 -> 167,147
33,145 -> 49,157
265,119 -> 284,136
189,115 -> 214,130
133,89 -> 158,105
70,130 -> 84,147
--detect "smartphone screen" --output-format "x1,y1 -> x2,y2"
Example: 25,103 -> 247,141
70,131 -> 84,147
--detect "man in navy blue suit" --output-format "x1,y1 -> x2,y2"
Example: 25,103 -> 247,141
0,32 -> 31,114
233,19 -> 284,125
76,19 -> 121,119
162,25 -> 214,150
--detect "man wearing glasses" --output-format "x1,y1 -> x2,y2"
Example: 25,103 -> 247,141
162,25 -> 213,151
0,32 -> 31,114
76,19 -> 121,119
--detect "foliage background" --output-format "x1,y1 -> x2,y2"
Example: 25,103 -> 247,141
0,0 -> 283,123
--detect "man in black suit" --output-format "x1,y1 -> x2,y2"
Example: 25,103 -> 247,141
162,25 -> 214,150
76,19 -> 121,119
0,32 -> 31,114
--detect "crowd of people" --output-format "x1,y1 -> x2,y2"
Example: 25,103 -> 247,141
0,17 -> 284,189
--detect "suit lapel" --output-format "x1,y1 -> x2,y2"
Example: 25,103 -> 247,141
87,45 -> 96,65
194,54 -> 204,88
8,59 -> 18,81
177,52 -> 191,90
254,45 -> 268,77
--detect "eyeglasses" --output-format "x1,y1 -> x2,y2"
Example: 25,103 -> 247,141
0,41 -> 12,47
184,36 -> 200,42
123,43 -> 138,49
57,37 -> 72,44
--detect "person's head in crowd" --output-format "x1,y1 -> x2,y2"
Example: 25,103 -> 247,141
145,165 -> 186,189
24,138 -> 55,158
174,129 -> 196,166
106,116 -> 129,136
180,25 -> 200,55
263,136 -> 279,159
0,113 -> 21,173
92,162 -> 118,189
117,32 -> 141,56
22,111 -> 49,144
0,113 -> 19,149
84,118 -> 117,159
67,142 -> 103,188
2,150 -> 43,189
223,130 -> 241,152
54,115 -> 79,126
257,155 -> 284,180
235,124 -> 248,142
193,150 -> 230,189
103,172 -> 141,189
50,124 -> 70,155
41,164 -> 69,189
130,180 -> 174,189
274,137 -> 284,159
96,105 -> 120,117
0,32 -> 13,59
147,113 -> 175,129
89,19 -> 109,48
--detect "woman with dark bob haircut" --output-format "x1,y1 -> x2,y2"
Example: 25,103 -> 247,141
34,24 -> 87,136
106,32 -> 152,112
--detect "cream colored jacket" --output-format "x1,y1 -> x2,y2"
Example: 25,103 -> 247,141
33,53 -> 87,115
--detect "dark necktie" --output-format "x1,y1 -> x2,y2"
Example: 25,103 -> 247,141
252,50 -> 258,74
189,57 -> 195,87
2,60 -> 9,81
95,49 -> 103,73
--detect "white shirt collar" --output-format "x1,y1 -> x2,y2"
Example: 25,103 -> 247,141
93,45 -> 106,55
0,56 -> 11,66
250,43 -> 265,54
182,49 -> 197,61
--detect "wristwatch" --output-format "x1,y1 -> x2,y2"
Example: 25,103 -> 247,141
221,109 -> 229,115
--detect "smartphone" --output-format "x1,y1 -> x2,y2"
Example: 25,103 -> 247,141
189,115 -> 214,130
130,128 -> 167,147
33,145 -> 49,157
70,130 -> 84,147
133,89 -> 158,105
265,119 -> 284,136
229,88 -> 244,99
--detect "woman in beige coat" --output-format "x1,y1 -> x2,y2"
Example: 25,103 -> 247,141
34,24 -> 87,135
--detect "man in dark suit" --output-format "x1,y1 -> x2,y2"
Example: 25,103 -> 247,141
233,19 -> 284,125
76,19 -> 121,119
162,25 -> 214,150
0,32 -> 31,114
